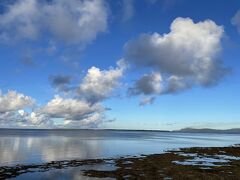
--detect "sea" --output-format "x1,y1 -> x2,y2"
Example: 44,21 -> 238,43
0,129 -> 240,179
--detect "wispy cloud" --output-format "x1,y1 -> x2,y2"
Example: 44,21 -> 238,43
232,10 -> 240,33
122,0 -> 134,22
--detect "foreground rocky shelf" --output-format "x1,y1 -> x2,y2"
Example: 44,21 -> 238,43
1,145 -> 240,179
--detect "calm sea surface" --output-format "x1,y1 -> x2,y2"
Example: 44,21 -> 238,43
0,129 -> 240,167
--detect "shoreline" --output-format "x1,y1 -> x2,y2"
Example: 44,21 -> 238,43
1,128 -> 240,134
0,145 -> 240,179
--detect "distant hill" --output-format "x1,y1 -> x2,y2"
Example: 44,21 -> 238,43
175,128 -> 240,134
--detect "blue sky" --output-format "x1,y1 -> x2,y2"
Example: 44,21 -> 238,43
0,0 -> 240,130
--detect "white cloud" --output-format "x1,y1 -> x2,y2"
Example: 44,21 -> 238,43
0,59 -> 126,128
0,90 -> 34,113
27,112 -> 53,127
164,75 -> 189,94
40,95 -> 104,120
0,109 -> 53,128
63,112 -> 103,128
0,0 -> 108,44
41,60 -> 126,127
44,0 -> 108,44
0,0 -> 40,40
39,96 -> 105,127
0,111 -> 26,127
77,59 -> 126,103
125,17 -> 227,98
0,90 -> 54,128
232,10 -> 240,33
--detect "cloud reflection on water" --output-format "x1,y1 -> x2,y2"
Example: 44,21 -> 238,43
1,129 -> 240,166
0,131 -> 103,165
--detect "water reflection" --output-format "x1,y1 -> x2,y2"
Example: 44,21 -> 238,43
0,129 -> 240,166
41,138 -> 102,162
0,130 -> 104,166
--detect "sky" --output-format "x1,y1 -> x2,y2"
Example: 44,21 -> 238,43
0,0 -> 240,130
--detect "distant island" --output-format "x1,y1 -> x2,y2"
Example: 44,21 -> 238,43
0,127 -> 240,134
175,128 -> 240,134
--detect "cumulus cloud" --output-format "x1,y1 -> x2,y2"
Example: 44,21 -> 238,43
0,91 -> 104,128
0,0 -> 108,44
63,112 -> 103,128
164,75 -> 190,94
18,110 -> 53,127
0,90 -> 53,127
0,59 -> 126,128
125,17 -> 228,99
40,96 -> 104,121
77,59 -> 126,103
0,111 -> 34,128
37,95 -> 106,128
26,112 -> 53,127
48,60 -> 126,104
1,93 -> 108,128
40,60 -> 126,127
231,10 -> 240,33
0,90 -> 34,113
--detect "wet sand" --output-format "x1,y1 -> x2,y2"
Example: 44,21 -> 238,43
1,145 -> 240,179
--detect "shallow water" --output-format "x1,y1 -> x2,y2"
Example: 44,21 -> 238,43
0,129 -> 240,166
13,166 -> 114,180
